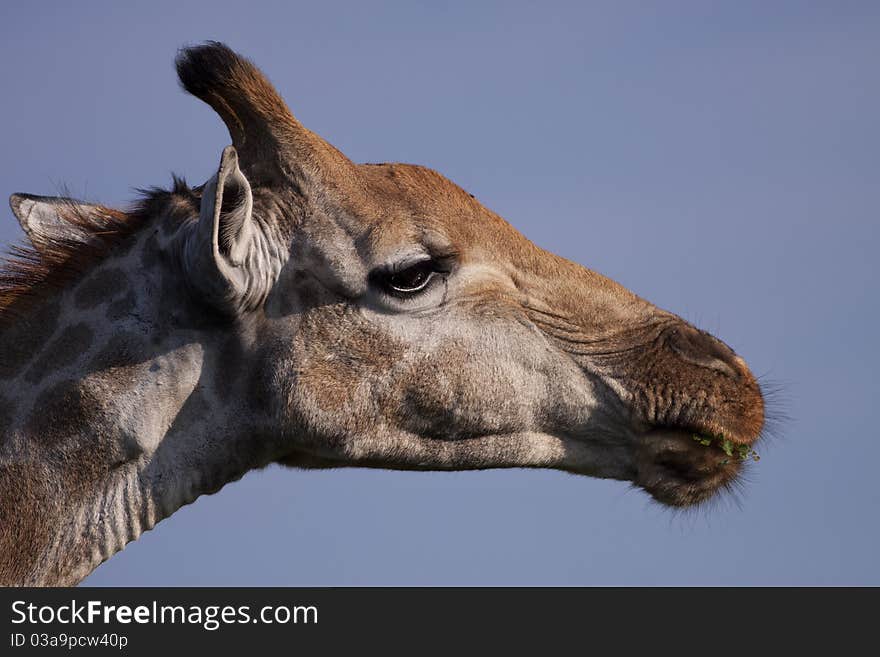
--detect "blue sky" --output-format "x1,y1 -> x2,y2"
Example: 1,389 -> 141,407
1,1 -> 878,585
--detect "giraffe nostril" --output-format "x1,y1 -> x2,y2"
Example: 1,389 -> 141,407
664,324 -> 742,379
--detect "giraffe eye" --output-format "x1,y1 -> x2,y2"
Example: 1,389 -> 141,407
374,260 -> 437,297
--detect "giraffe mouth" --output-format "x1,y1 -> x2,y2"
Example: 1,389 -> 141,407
633,427 -> 751,507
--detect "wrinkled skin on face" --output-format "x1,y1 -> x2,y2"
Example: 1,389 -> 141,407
177,43 -> 764,507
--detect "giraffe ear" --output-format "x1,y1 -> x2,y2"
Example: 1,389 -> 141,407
203,145 -> 255,269
187,145 -> 266,312
8,194 -> 97,250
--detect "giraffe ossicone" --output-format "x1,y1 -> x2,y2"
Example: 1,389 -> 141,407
0,42 -> 765,586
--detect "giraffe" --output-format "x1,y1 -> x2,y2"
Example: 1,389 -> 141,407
0,43 -> 765,586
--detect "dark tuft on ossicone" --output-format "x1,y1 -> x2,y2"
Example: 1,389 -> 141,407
175,41 -> 249,101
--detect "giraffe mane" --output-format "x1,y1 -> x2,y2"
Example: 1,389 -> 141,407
0,177 -> 200,324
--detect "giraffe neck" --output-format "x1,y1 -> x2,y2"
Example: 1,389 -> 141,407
0,216 -> 277,585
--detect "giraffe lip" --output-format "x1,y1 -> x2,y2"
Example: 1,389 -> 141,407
633,428 -> 743,507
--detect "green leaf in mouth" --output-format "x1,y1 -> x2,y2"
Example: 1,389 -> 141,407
720,438 -> 735,457
691,432 -> 760,462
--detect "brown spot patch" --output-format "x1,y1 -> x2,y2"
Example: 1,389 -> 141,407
23,375 -> 128,507
73,267 -> 128,309
24,323 -> 94,384
87,332 -> 143,371
106,290 -> 137,321
26,378 -> 99,447
0,299 -> 61,380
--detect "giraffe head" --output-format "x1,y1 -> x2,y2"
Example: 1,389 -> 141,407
12,43 -> 765,508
